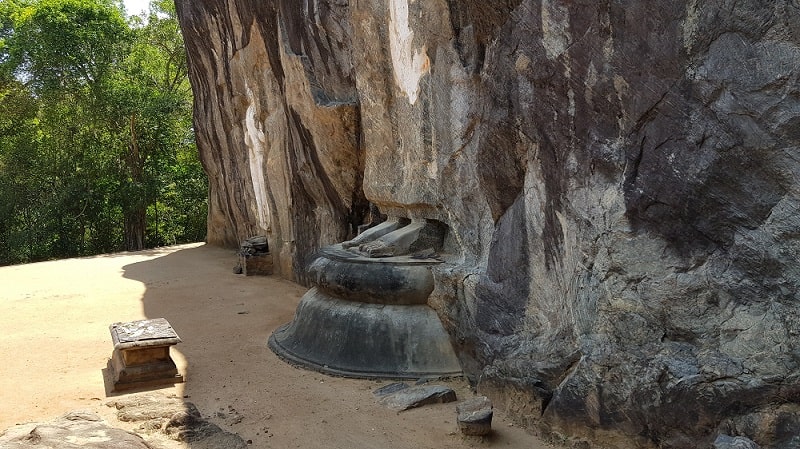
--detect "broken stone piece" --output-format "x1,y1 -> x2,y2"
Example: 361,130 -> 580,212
378,385 -> 457,411
456,396 -> 493,436
108,318 -> 183,391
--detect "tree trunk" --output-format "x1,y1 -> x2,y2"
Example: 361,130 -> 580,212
123,208 -> 145,251
124,114 -> 146,251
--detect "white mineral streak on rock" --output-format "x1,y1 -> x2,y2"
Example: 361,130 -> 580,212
389,0 -> 429,105
585,62 -> 598,106
541,0 -> 570,60
613,74 -> 629,130
515,53 -> 531,73
521,145 -> 551,333
66,430 -> 111,444
682,0 -> 700,53
243,84 -> 271,231
567,85 -> 576,118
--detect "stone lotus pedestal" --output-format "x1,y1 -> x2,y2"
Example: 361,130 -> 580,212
108,318 -> 184,391
269,218 -> 462,379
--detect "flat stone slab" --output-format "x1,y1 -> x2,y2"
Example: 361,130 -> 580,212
378,385 -> 457,411
110,318 -> 181,349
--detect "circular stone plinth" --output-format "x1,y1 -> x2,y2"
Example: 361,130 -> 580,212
268,288 -> 462,379
308,245 -> 438,305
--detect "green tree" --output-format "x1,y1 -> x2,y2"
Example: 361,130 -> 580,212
0,0 -> 206,264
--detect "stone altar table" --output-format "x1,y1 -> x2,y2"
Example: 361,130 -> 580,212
108,318 -> 183,391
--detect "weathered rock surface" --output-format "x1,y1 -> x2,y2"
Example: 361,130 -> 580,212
0,411 -> 152,449
175,0 -> 800,447
713,435 -> 761,449
108,394 -> 195,427
109,393 -> 247,449
0,401 -> 247,449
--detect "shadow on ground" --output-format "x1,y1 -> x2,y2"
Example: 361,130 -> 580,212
119,244 -> 305,447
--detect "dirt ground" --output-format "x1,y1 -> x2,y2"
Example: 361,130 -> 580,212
0,243 -> 553,449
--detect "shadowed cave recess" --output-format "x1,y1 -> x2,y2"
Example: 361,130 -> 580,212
174,0 -> 800,447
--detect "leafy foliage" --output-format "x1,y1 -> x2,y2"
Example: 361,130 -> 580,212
0,0 -> 206,265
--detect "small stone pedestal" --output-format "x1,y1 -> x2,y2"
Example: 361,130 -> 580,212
240,253 -> 273,276
108,318 -> 183,391
238,235 -> 273,276
457,396 -> 493,436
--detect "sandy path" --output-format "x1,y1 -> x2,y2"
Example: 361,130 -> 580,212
0,244 -> 551,448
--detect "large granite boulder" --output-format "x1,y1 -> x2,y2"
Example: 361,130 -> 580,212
174,1 -> 800,447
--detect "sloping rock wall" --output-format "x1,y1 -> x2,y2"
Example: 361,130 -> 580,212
174,1 -> 800,447
176,0 -> 367,281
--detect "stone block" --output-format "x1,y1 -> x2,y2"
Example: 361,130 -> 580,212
456,396 -> 493,436
240,253 -> 273,276
108,318 -> 183,391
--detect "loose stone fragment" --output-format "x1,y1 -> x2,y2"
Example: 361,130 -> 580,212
378,385 -> 457,411
456,396 -> 493,436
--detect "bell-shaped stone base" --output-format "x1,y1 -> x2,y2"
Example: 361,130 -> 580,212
269,222 -> 463,379
269,288 -> 462,379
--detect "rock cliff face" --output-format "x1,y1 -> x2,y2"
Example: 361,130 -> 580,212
175,1 -> 800,447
